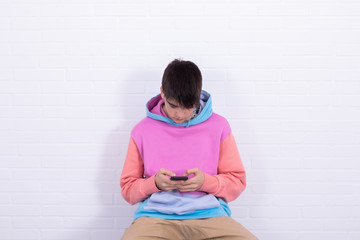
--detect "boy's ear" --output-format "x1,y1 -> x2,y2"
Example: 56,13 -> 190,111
160,86 -> 165,99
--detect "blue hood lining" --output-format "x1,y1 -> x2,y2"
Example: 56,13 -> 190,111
146,90 -> 213,127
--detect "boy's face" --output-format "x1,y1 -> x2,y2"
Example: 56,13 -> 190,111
160,87 -> 195,124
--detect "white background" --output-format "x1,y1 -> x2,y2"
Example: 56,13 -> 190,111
1,0 -> 360,239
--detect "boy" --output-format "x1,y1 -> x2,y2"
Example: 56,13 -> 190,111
120,59 -> 258,239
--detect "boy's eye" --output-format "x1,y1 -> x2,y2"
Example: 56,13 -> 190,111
169,104 -> 177,108
166,100 -> 178,108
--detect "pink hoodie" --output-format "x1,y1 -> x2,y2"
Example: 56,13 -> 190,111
120,92 -> 246,206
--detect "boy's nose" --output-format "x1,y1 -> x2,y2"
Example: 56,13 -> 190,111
175,112 -> 183,119
177,109 -> 188,117
173,110 -> 185,120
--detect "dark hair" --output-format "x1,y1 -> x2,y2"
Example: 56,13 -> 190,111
161,59 -> 202,109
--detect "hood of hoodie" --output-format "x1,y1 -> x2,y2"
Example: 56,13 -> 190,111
146,90 -> 213,127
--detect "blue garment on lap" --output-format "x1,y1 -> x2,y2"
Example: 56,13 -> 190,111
134,190 -> 231,220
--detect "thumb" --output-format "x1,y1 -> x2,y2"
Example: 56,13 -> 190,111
184,168 -> 199,176
159,168 -> 176,177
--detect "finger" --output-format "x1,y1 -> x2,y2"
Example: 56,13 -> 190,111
172,181 -> 187,187
179,182 -> 198,189
180,177 -> 195,185
159,168 -> 176,177
178,185 -> 197,192
181,174 -> 200,185
178,185 -> 195,190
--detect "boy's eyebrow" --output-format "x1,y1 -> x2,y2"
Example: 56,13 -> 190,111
166,99 -> 179,107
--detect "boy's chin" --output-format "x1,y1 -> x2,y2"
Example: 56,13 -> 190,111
173,118 -> 187,124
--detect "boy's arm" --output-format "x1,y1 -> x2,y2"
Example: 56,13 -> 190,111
120,138 -> 160,205
199,133 -> 246,202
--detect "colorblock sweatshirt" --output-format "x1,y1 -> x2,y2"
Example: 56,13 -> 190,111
120,91 -> 246,220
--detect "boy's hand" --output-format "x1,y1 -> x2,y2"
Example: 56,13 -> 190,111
155,168 -> 183,191
178,168 -> 205,192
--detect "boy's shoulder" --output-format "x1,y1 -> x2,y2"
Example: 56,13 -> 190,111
131,116 -> 153,130
208,112 -> 230,127
209,112 -> 228,122
209,112 -> 232,139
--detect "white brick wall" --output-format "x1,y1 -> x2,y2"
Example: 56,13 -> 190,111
1,0 -> 360,239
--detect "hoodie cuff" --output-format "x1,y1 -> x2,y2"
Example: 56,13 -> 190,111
140,175 -> 161,196
199,173 -> 219,194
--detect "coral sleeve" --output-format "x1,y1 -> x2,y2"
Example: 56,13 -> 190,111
199,133 -> 246,202
120,137 -> 160,205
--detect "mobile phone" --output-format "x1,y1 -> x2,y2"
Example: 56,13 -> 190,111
170,176 -> 188,181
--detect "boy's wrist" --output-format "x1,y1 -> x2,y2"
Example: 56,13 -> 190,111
199,173 -> 218,194
141,175 -> 161,196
